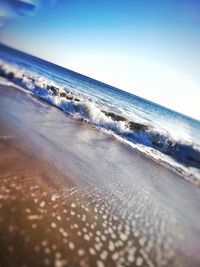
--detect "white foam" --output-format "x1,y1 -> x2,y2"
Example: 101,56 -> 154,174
0,59 -> 200,185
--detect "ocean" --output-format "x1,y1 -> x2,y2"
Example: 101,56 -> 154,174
0,44 -> 200,185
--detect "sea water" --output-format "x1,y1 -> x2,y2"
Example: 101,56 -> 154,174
0,44 -> 199,184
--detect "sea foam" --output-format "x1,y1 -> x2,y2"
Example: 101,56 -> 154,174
0,59 -> 200,185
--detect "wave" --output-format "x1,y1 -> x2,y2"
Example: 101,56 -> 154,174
0,59 -> 200,185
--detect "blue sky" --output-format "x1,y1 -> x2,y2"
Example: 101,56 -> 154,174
0,0 -> 200,120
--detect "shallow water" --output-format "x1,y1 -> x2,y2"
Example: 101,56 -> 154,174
0,44 -> 200,184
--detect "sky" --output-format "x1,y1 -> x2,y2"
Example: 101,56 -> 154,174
0,0 -> 200,120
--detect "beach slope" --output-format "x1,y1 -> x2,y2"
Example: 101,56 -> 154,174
0,84 -> 200,267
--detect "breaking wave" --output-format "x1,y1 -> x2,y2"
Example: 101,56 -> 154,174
0,59 -> 200,185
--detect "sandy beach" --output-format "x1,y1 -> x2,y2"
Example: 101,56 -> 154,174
0,84 -> 200,267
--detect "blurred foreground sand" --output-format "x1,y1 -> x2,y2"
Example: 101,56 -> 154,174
0,85 -> 200,267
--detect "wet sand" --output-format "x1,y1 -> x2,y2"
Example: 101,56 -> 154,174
0,84 -> 200,267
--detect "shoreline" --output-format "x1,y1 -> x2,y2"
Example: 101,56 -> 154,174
0,59 -> 199,185
0,84 -> 200,266
1,76 -> 199,187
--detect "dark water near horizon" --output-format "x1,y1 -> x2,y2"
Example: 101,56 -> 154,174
0,44 -> 200,184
